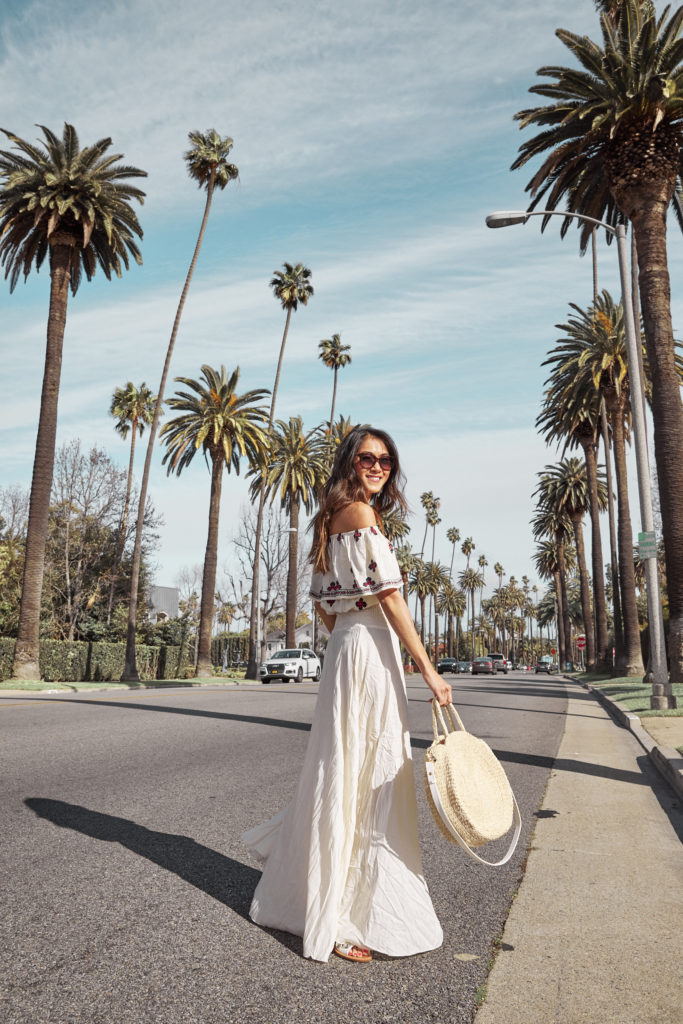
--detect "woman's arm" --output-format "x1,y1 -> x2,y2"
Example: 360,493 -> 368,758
314,602 -> 337,634
377,589 -> 452,705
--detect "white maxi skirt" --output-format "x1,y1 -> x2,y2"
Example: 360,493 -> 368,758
242,603 -> 443,962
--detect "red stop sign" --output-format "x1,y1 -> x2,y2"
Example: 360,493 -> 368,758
577,637 -> 586,649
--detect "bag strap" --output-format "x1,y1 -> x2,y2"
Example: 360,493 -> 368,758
425,759 -> 522,867
431,699 -> 466,742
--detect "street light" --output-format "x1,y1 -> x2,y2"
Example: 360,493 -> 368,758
487,208 -> 674,708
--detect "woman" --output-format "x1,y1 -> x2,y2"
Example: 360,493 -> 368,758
242,425 -> 451,963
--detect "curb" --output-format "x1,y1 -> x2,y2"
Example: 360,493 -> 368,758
0,678 -> 263,696
579,679 -> 683,801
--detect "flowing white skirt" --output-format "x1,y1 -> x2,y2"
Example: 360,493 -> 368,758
241,603 -> 443,962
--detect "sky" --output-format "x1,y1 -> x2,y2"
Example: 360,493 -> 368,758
1,0 -> 678,605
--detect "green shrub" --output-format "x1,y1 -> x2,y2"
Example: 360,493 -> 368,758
40,640 -> 89,682
89,642 -> 126,681
0,637 -> 15,680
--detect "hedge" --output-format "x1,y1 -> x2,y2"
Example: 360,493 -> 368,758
0,638 -> 194,682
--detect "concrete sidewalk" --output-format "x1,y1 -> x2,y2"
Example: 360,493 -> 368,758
475,679 -> 683,1024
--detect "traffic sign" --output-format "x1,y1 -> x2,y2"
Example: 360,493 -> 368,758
551,647 -> 556,655
577,636 -> 586,650
638,531 -> 658,558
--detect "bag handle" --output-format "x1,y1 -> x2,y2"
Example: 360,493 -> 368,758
431,699 -> 466,742
425,759 -> 523,867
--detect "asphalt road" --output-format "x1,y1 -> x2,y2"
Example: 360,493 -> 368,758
0,670 -> 567,1024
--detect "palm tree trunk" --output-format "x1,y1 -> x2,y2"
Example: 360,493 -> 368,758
107,419 -> 137,624
554,571 -> 565,668
571,512 -> 595,670
196,457 -> 223,677
123,168 -> 217,682
434,610 -> 440,666
246,306 -> 294,679
329,366 -> 338,433
610,404 -> 645,675
556,540 -> 571,669
13,239 -> 73,680
419,596 -> 426,647
600,399 -> 625,671
286,500 -> 299,647
631,204 -> 683,682
580,438 -> 609,671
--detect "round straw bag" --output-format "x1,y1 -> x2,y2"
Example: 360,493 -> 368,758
424,700 -> 521,866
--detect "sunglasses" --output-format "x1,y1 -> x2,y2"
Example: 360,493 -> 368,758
356,452 -> 393,471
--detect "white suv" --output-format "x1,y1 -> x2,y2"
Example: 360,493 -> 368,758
260,648 -> 321,684
487,653 -> 508,674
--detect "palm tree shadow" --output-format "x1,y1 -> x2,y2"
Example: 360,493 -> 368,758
25,797 -> 261,920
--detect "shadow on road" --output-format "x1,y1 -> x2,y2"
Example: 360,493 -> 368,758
25,797 -> 260,921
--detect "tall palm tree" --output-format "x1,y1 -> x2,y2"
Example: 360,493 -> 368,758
0,124 -> 146,679
532,505 -> 574,668
426,561 -> 449,663
538,309 -> 613,671
512,0 -> 683,679
459,567 -> 484,659
408,559 -> 430,648
438,582 -> 466,658
447,527 -> 461,577
248,417 -> 327,647
160,365 -> 269,677
247,262 -> 314,678
537,459 -> 609,672
318,334 -> 352,435
461,537 -> 475,569
123,129 -> 237,681
108,381 -> 157,622
543,293 -> 673,672
477,554 -> 489,625
395,544 -> 419,605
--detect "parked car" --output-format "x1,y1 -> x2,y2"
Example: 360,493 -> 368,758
437,658 -> 459,675
260,648 -> 321,684
535,659 -> 553,674
505,659 -> 513,672
487,653 -> 508,674
472,656 -> 495,676
457,661 -> 472,673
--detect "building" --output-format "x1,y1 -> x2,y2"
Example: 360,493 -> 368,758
146,586 -> 179,622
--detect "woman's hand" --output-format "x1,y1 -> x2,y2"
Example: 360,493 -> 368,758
423,666 -> 452,706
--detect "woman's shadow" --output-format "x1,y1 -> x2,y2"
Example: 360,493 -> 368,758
25,797 -> 268,928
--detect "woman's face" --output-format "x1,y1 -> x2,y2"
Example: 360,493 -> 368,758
353,434 -> 392,500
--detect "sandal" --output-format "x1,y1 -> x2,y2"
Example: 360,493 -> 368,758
334,941 -> 372,963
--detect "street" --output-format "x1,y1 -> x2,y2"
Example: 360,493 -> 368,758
1,672 -> 566,1024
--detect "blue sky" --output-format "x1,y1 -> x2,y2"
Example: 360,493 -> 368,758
1,0 -> 675,599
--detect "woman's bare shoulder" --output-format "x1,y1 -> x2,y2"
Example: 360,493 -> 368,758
329,502 -> 376,533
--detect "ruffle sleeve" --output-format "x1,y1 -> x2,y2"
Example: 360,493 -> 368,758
310,526 -> 403,613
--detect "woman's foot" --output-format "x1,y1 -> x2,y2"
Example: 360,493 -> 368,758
334,941 -> 372,963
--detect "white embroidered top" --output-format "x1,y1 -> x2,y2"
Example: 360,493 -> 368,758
309,526 -> 403,613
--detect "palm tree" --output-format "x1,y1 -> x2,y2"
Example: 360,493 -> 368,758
426,561 -> 449,664
395,544 -> 419,605
247,262 -> 314,678
447,527 -> 461,577
537,459 -> 609,672
123,129 -> 237,681
538,308 -> 614,671
408,559 -> 430,648
512,0 -> 683,679
542,293 -> 671,672
532,505 -> 574,668
438,583 -> 466,658
458,567 -> 484,659
461,537 -> 475,569
477,554 -> 489,625
160,365 -> 269,677
108,381 -> 156,622
248,417 -> 327,647
0,124 -> 146,679
318,334 -> 352,435
381,509 -> 410,545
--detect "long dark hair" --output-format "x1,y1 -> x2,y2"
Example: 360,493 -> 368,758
310,425 -> 407,573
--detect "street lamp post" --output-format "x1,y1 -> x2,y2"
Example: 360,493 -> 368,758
486,209 -> 674,708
